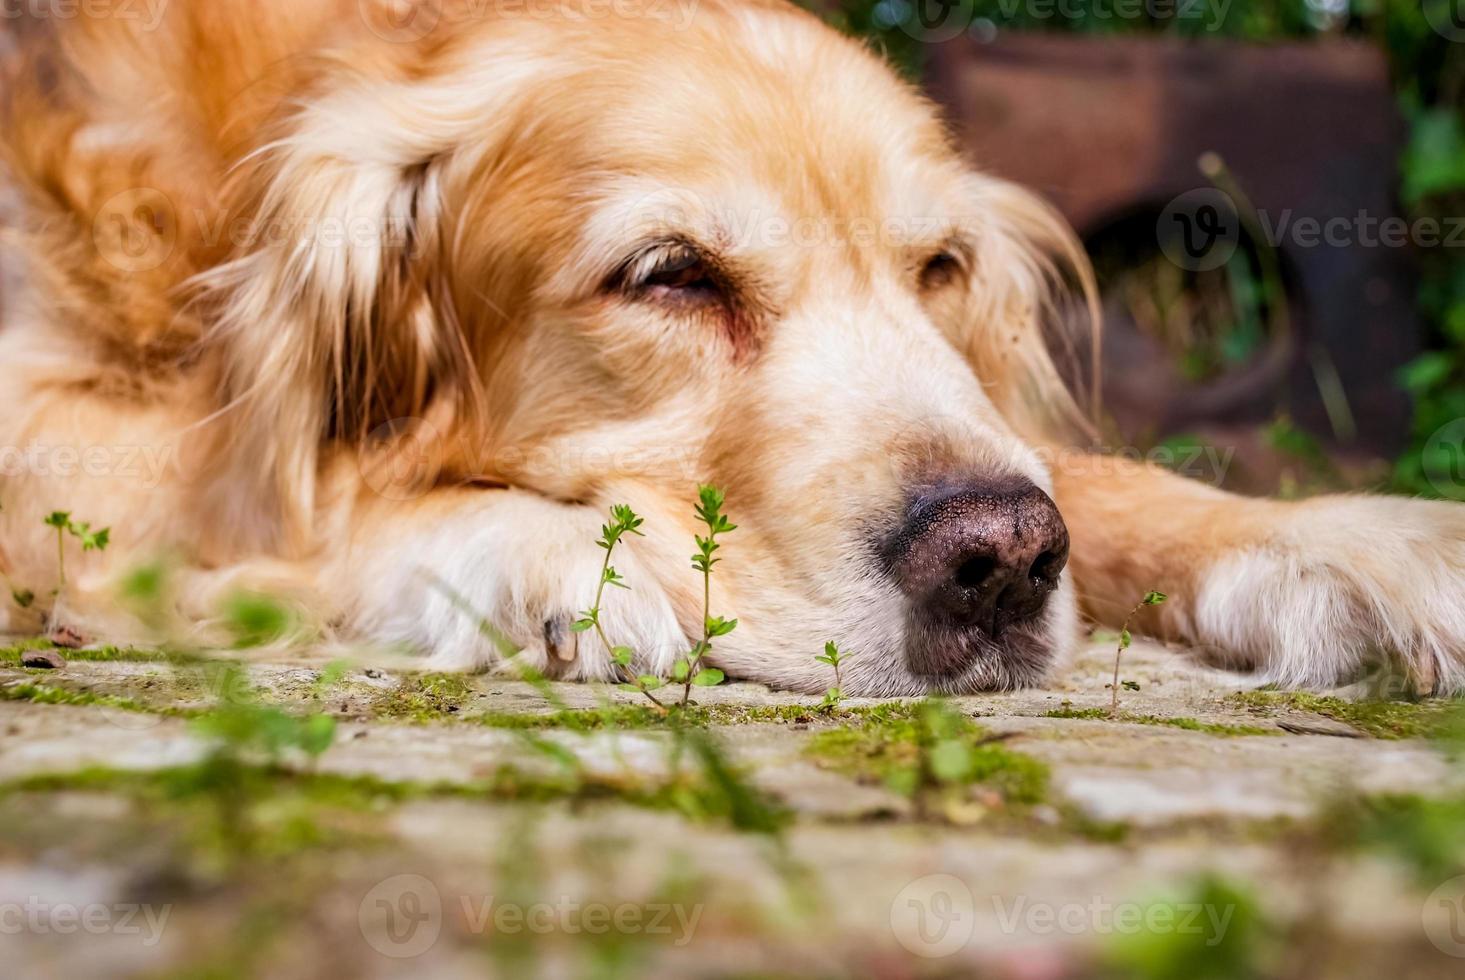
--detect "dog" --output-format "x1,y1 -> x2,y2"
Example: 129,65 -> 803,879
2,0 -> 1462,697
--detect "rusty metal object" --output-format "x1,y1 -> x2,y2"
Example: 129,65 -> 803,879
927,32 -> 1418,455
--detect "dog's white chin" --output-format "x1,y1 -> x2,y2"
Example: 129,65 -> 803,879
821,577 -> 1080,698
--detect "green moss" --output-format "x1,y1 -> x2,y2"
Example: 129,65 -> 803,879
0,752 -> 788,834
472,701 -> 845,731
3,764 -> 402,868
1044,706 -> 1278,737
1225,691 -> 1459,739
0,681 -> 177,717
369,673 -> 479,720
8,764 -> 432,806
806,701 -> 1050,807
0,638 -> 199,666
1058,804 -> 1132,844
0,667 -> 277,720
1313,791 -> 1465,887
684,702 -> 844,726
1100,874 -> 1270,980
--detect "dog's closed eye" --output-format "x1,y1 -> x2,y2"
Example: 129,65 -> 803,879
918,248 -> 966,292
610,240 -> 727,305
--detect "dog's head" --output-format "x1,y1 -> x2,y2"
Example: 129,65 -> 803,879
207,0 -> 1095,695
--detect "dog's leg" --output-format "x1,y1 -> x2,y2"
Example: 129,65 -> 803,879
1051,454 -> 1465,694
331,487 -> 691,681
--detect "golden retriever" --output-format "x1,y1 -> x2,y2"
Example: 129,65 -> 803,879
2,0 -> 1462,696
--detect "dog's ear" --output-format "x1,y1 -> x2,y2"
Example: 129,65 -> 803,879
197,76 -> 485,554
958,176 -> 1100,443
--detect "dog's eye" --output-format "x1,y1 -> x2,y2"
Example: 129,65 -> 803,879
642,249 -> 719,297
613,242 -> 724,302
919,250 -> 964,291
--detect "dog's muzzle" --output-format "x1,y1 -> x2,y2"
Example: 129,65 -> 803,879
885,478 -> 1069,676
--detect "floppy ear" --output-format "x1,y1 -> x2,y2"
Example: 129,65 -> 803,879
959,175 -> 1100,444
197,74 -> 484,554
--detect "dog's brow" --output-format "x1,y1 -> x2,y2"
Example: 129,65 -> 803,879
551,184 -> 723,298
943,231 -> 979,264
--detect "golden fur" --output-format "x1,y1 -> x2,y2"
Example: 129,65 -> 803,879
2,0 -> 1463,695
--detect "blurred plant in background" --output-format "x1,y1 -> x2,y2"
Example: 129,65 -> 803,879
1384,0 -> 1465,497
811,0 -> 1465,497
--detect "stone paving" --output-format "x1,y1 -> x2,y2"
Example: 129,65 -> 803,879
2,636 -> 1464,978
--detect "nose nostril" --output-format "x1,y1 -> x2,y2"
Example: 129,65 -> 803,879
888,478 -> 1069,665
954,555 -> 997,592
1029,549 -> 1063,587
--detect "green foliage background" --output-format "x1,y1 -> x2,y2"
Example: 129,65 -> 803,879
817,0 -> 1465,496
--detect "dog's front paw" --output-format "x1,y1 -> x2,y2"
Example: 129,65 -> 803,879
1196,495 -> 1465,694
355,492 -> 688,681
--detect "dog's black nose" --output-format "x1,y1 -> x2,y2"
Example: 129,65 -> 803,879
887,479 -> 1069,640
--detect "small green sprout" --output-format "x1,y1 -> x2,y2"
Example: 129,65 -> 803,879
311,659 -> 351,697
1112,590 -> 1167,715
43,511 -> 111,593
678,485 -> 737,706
816,641 -> 848,712
120,562 -> 166,605
222,591 -> 295,648
572,505 -> 666,710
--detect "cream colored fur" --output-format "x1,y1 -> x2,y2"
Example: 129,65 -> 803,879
2,0 -> 1463,696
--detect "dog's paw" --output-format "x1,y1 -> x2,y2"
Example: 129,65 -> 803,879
354,492 -> 688,681
1195,495 -> 1465,695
